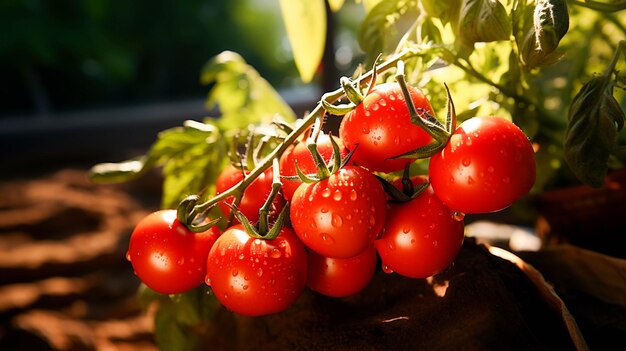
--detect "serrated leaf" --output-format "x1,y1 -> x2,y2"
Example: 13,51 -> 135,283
148,121 -> 228,209
200,51 -> 296,129
564,76 -> 624,187
278,0 -> 326,83
457,0 -> 511,47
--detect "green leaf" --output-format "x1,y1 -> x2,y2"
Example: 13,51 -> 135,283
421,0 -> 461,24
358,0 -> 419,63
564,75 -> 625,187
518,0 -> 569,68
89,156 -> 153,183
139,285 -> 219,351
457,0 -> 511,47
278,0 -> 326,83
200,51 -> 296,129
149,120 -> 228,209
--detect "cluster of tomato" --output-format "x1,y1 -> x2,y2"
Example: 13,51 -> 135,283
126,82 -> 536,316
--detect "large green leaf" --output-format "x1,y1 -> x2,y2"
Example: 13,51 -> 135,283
564,75 -> 625,187
200,51 -> 296,129
150,120 -> 228,209
278,0 -> 326,83
358,0 -> 419,63
457,0 -> 511,48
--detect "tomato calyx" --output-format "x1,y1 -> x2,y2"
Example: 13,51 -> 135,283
378,164 -> 430,203
320,54 -> 380,116
388,61 -> 457,160
228,158 -> 287,240
283,119 -> 351,184
176,194 -> 221,233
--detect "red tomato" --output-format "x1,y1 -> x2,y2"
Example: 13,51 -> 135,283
339,82 -> 435,173
127,209 -> 220,294
205,224 -> 308,316
428,116 -> 536,214
290,165 -> 387,259
279,133 -> 350,201
376,185 -> 465,279
216,164 -> 284,223
307,244 -> 377,298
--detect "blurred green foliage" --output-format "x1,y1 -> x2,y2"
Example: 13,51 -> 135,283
0,0 -> 297,116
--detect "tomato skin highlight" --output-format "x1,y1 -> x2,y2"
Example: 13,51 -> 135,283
279,134 -> 349,202
339,82 -> 434,173
376,186 -> 465,279
428,116 -> 536,214
127,209 -> 220,294
290,165 -> 387,259
205,225 -> 308,316
307,244 -> 377,298
216,164 -> 284,223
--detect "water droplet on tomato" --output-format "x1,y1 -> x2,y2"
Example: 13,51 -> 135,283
371,103 -> 380,111
502,177 -> 510,184
205,276 -> 211,286
320,233 -> 335,244
321,207 -> 328,213
429,223 -> 436,230
393,136 -> 400,145
242,285 -> 249,290
465,137 -> 473,146
238,253 -> 245,260
402,226 -> 410,233
379,99 -> 387,106
369,217 -> 376,226
432,240 -> 438,247
269,249 -> 282,258
332,214 -> 343,227
389,94 -> 396,101
487,166 -> 495,173
365,110 -> 371,117
467,176 -> 475,184
462,158 -> 471,167
177,257 -> 185,265
349,189 -> 358,201
256,267 -> 264,277
382,264 -> 394,274
125,251 -> 131,261
452,211 -> 465,221
321,188 -> 331,198
231,269 -> 238,277
333,190 -> 343,201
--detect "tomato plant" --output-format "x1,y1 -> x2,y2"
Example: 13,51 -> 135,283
279,133 -> 349,201
290,165 -> 387,259
205,224 -> 308,316
376,185 -> 465,279
307,244 -> 377,298
339,82 -> 435,173
126,209 -> 220,294
428,116 -> 536,214
216,164 -> 284,223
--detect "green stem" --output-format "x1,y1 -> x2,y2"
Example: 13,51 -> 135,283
604,40 -> 626,78
257,158 -> 282,235
190,48 -> 422,217
395,60 -> 450,143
